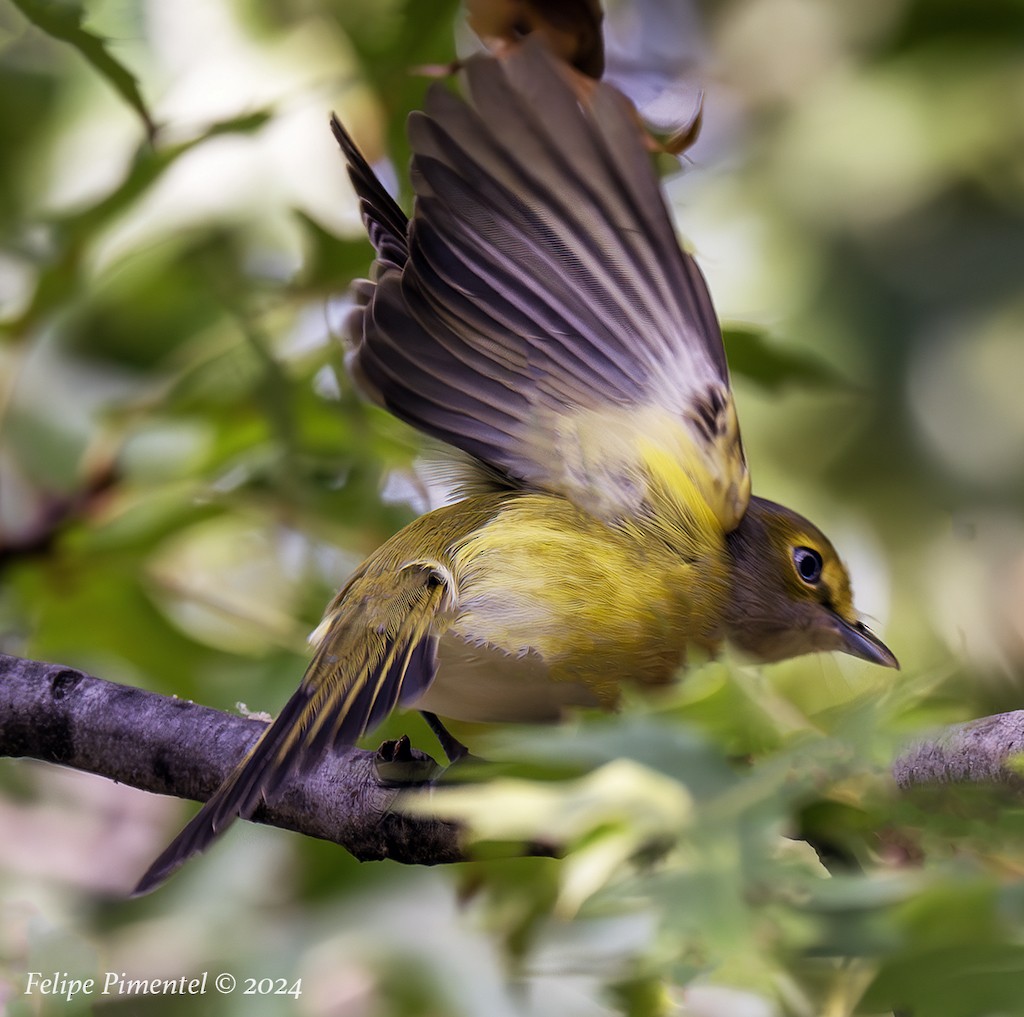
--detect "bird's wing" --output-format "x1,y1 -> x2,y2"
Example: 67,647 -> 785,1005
338,39 -> 749,531
132,561 -> 451,895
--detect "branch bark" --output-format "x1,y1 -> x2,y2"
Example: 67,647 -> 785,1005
893,710 -> 1024,794
0,653 -> 464,865
12,651 -> 1023,866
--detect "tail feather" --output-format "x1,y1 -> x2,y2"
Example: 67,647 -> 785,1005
133,563 -> 449,895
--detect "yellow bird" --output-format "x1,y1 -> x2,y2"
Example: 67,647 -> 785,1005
135,41 -> 896,894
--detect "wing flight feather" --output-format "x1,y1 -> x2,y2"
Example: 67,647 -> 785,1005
337,39 -> 749,530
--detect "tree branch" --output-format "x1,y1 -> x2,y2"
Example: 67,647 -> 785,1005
18,650 -> 1023,866
0,653 -> 465,865
893,710 -> 1024,794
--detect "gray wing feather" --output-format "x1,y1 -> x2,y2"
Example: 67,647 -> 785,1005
338,40 -> 742,519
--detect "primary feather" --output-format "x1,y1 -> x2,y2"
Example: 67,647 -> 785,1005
341,38 -> 749,531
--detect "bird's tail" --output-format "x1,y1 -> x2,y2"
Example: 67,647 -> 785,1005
132,560 -> 450,895
131,679 -> 320,896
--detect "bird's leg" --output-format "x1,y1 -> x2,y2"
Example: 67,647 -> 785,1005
420,710 -> 470,763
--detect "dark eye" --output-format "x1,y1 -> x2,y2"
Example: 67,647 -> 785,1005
793,546 -> 823,584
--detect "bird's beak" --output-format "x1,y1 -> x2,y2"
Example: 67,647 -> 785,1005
833,615 -> 899,670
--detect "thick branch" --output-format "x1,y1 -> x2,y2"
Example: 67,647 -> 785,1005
0,653 -> 464,864
893,710 -> 1024,794
23,651 -> 1024,861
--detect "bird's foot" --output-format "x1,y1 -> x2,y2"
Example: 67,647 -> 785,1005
373,735 -> 442,786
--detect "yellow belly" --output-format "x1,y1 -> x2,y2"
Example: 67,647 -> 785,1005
415,493 -> 730,722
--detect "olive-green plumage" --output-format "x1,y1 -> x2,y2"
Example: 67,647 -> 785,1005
135,39 -> 896,895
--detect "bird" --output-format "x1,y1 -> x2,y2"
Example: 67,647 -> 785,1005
134,39 -> 897,895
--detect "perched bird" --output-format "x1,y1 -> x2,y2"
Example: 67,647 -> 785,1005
134,40 -> 896,895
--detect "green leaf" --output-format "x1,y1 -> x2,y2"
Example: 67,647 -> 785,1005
9,0 -> 155,136
722,324 -> 854,392
862,944 -> 1024,1017
5,110 -> 272,337
291,209 -> 377,295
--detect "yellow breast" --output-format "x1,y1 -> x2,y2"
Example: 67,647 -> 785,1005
440,493 -> 730,710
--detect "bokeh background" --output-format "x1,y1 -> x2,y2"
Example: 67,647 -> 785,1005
3,0 -> 1024,1014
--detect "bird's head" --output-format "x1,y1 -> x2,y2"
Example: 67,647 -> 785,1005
723,496 -> 898,669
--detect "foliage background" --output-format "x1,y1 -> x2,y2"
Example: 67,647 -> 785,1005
3,0 -> 1024,1014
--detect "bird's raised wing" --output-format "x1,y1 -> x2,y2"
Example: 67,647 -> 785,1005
132,561 -> 451,895
338,39 -> 749,531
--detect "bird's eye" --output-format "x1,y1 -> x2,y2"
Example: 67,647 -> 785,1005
793,546 -> 823,584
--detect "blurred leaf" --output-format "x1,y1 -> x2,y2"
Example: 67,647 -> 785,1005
608,974 -> 672,1017
863,944 -> 1024,1017
322,0 -> 462,183
9,0 -> 155,137
145,513 -> 309,655
413,758 -> 693,847
69,110 -> 272,236
722,325 -> 853,393
291,209 -> 376,294
476,712 -> 738,798
7,110 -> 272,338
0,65 -> 60,228
62,245 -> 229,368
888,0 -> 1024,49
